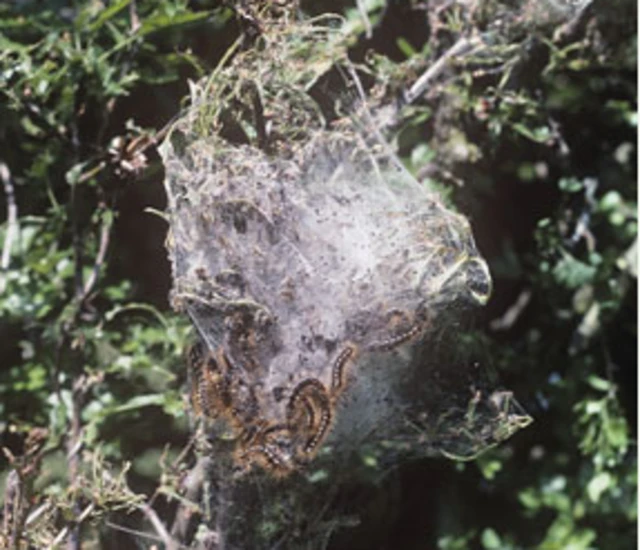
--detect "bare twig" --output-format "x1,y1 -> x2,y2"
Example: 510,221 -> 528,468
552,0 -> 594,43
490,289 -> 533,331
66,377 -> 87,550
169,456 -> 213,544
2,428 -> 49,550
0,162 -> 18,273
344,62 -> 412,180
47,503 -> 95,550
2,469 -> 21,549
140,504 -> 179,550
129,0 -> 141,33
148,434 -> 199,510
82,204 -> 112,299
405,35 -> 483,104
70,180 -> 84,306
356,0 -> 373,38
105,520 -> 167,544
25,502 -> 51,528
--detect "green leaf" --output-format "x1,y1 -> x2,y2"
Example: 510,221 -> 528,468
86,0 -> 132,32
606,418 -> 629,452
478,458 -> 503,480
518,488 -> 541,510
410,143 -> 435,169
583,400 -> 603,415
65,162 -> 88,186
587,472 -> 613,503
481,528 -> 501,549
109,394 -> 166,414
599,191 -> 623,212
511,123 -> 551,143
138,11 -> 212,38
396,37 -> 417,59
558,177 -> 584,193
586,375 -> 612,392
552,253 -> 596,289
306,469 -> 329,483
105,302 -> 169,327
361,451 -> 378,468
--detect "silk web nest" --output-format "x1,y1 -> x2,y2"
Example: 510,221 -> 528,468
160,16 -> 531,480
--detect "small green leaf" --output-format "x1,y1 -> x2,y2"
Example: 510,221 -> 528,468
86,0 -> 132,32
110,394 -> 166,414
607,418 -> 629,452
138,11 -> 212,37
396,37 -> 417,59
478,458 -> 502,480
518,488 -> 540,510
599,191 -> 622,212
362,453 -> 378,468
65,162 -> 88,186
586,375 -> 612,392
511,123 -> 551,143
553,253 -> 596,289
609,211 -> 626,226
537,218 -> 551,228
587,472 -> 613,503
584,400 -> 603,415
307,469 -> 329,483
411,143 -> 435,168
481,528 -> 501,549
558,177 -> 584,193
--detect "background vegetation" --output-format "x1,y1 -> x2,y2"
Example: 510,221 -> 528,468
0,1 -> 636,549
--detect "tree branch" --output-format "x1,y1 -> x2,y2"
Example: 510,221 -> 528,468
140,504 -> 179,550
81,203 -> 112,300
356,0 -> 373,38
405,35 -> 482,105
0,162 -> 18,281
47,504 -> 95,550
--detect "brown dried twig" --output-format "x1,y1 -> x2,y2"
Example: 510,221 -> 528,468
2,428 -> 49,550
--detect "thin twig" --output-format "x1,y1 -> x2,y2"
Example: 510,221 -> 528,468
3,469 -> 22,550
70,181 -> 84,305
47,504 -> 95,550
0,162 -> 18,273
82,204 -> 112,299
129,0 -> 141,33
148,434 -> 198,510
139,504 -> 179,550
490,289 -> 532,331
344,62 -> 413,180
169,456 -> 212,544
66,378 -> 86,550
356,0 -> 373,38
3,429 -> 48,549
106,520 -> 191,549
552,0 -> 593,43
95,0 -> 141,148
405,35 -> 483,104
106,521 -> 166,544
25,502 -> 51,527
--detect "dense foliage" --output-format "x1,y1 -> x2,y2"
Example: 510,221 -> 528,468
0,1 -> 636,549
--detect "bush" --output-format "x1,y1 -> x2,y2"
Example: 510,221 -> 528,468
0,1 -> 635,549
